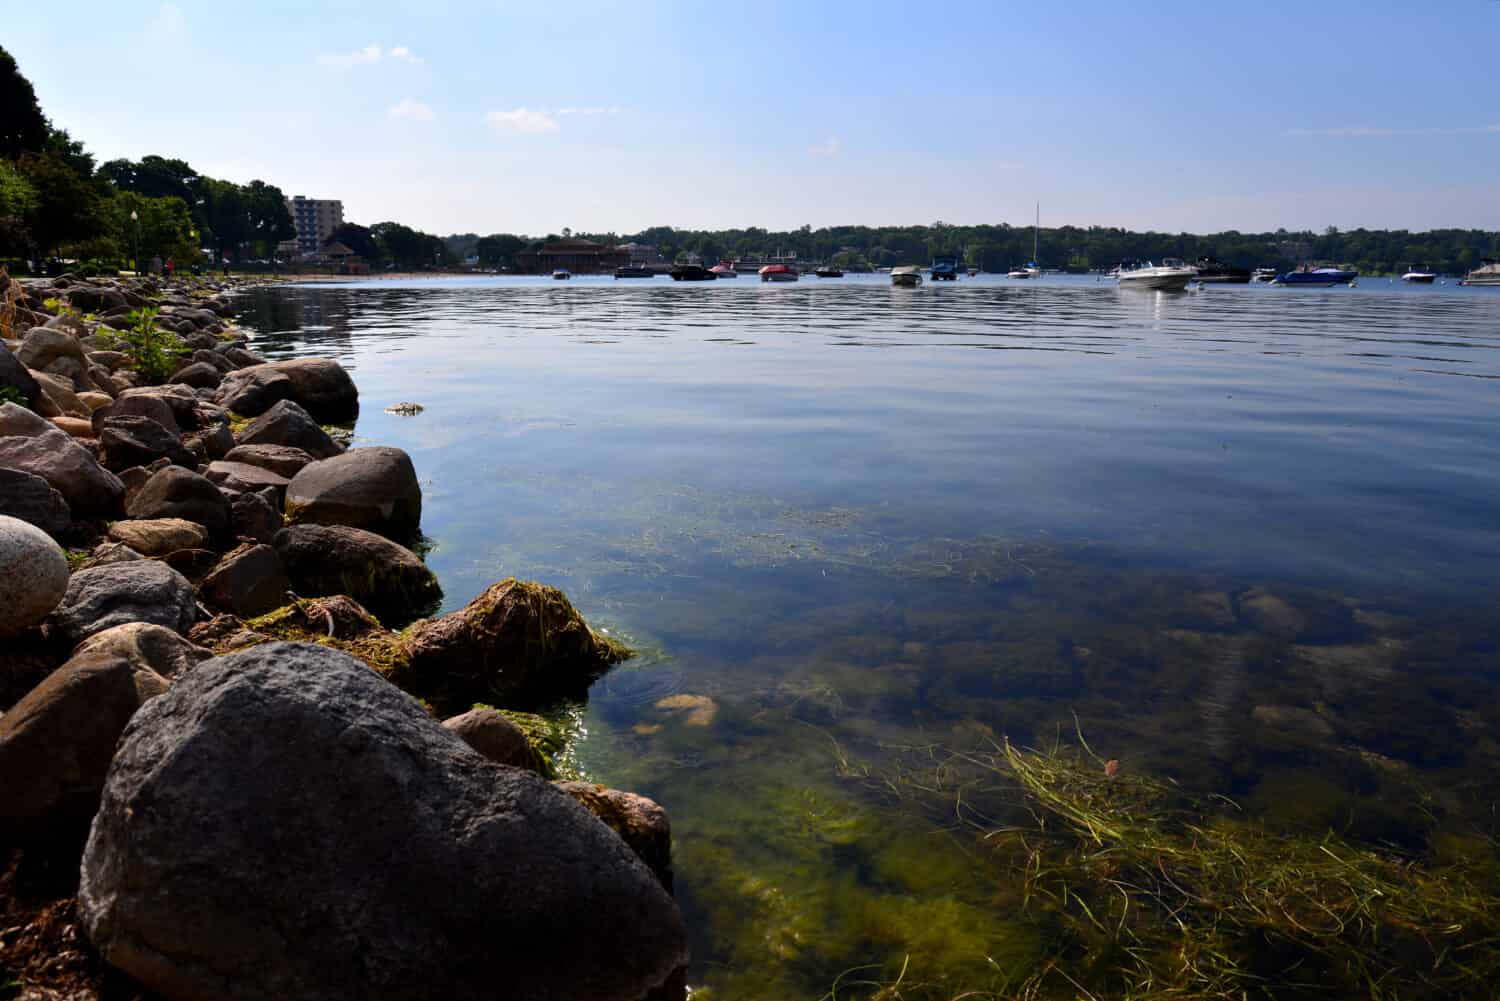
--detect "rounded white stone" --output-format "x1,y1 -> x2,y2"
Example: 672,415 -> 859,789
0,513 -> 70,637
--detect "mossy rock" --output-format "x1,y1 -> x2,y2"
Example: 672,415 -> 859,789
393,578 -> 631,714
470,706 -> 569,779
245,596 -> 411,676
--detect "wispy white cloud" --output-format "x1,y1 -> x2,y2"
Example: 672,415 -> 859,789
321,43 -> 384,68
149,3 -> 186,43
557,105 -> 622,116
808,137 -> 841,157
319,43 -> 422,69
1286,124 -> 1500,137
485,107 -> 560,134
389,98 -> 434,121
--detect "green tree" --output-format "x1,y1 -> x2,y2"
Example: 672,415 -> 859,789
243,179 -> 295,253
199,178 -> 248,259
475,233 -> 526,268
107,192 -> 199,271
327,222 -> 378,260
0,45 -> 48,160
0,161 -> 39,254
18,151 -> 104,256
100,155 -> 200,211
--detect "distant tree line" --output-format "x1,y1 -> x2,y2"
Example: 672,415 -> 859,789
0,45 -> 295,274
443,223 -> 1500,277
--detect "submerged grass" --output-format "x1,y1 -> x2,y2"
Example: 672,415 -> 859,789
868,736 -> 1500,1001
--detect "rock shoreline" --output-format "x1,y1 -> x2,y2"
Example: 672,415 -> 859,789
0,274 -> 686,1000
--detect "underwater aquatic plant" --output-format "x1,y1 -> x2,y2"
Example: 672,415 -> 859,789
873,737 -> 1500,1001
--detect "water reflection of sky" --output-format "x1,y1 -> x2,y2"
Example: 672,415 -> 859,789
243,276 -> 1500,601
240,276 -> 1500,994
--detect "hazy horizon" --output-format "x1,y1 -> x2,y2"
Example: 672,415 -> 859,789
7,1 -> 1498,236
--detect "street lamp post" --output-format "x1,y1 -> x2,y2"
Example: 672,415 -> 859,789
130,210 -> 140,277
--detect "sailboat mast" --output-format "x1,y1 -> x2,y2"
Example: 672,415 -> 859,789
1033,203 -> 1039,264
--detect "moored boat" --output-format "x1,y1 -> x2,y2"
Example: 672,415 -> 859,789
1116,258 -> 1196,291
1251,268 -> 1278,283
891,265 -> 922,287
1193,257 -> 1251,283
1460,259 -> 1500,286
930,256 -> 959,281
759,264 -> 798,282
709,262 -> 738,278
1274,266 -> 1357,287
967,267 -> 979,277
669,264 -> 717,281
552,269 -> 572,280
813,266 -> 844,278
1401,269 -> 1437,284
614,264 -> 654,279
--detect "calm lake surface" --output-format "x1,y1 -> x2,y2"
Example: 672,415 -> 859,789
241,275 -> 1500,997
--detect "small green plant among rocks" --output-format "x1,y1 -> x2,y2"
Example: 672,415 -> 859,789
101,307 -> 188,385
0,386 -> 24,406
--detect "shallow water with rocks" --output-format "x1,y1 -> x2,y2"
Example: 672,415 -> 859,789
240,275 -> 1500,998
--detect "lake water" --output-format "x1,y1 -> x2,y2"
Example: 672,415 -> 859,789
240,275 -> 1500,998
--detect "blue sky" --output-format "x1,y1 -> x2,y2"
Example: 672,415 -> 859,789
4,1 -> 1497,235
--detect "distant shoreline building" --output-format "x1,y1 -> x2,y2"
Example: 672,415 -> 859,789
513,239 -> 629,274
286,196 -> 344,256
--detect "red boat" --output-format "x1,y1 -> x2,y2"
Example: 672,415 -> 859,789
710,262 -> 738,278
759,264 -> 798,282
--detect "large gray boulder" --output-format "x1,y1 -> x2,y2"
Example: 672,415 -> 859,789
126,466 -> 230,539
267,358 -> 358,423
284,446 -> 422,540
273,524 -> 440,624
201,543 -> 289,618
218,359 -> 358,424
48,559 -> 197,645
79,643 -> 688,1001
99,414 -> 195,472
0,427 -> 125,517
17,326 -> 91,389
215,364 -> 294,417
204,459 -> 290,500
0,400 -> 52,437
222,443 -> 315,478
235,399 -> 342,459
92,389 -> 183,436
0,466 -> 71,538
0,514 -> 70,637
0,340 -> 41,408
0,652 -> 166,841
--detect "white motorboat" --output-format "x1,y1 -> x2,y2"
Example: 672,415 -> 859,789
552,269 -> 572,280
891,265 -> 922,287
1116,258 -> 1196,292
1460,259 -> 1500,286
1401,269 -> 1437,284
1251,268 -> 1278,283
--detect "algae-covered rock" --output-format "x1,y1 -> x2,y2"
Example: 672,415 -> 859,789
395,578 -> 630,712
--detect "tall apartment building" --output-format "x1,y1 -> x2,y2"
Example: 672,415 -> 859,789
286,196 -> 344,255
